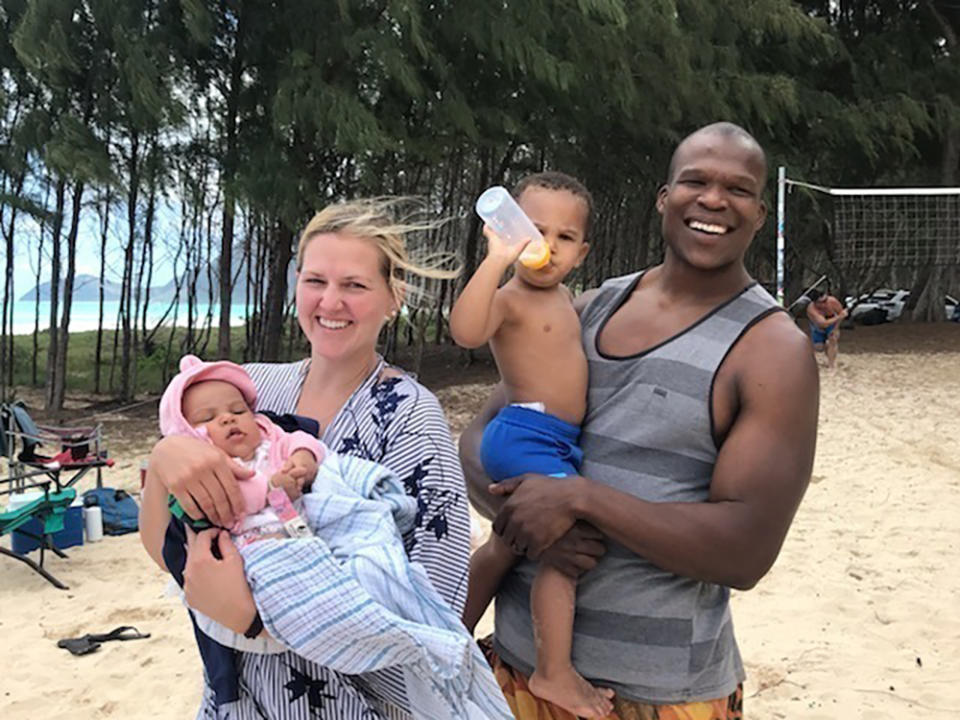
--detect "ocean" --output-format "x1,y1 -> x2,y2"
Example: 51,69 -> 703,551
6,300 -> 254,335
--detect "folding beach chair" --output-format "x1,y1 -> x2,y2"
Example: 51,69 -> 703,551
1,401 -> 114,493
0,467 -> 77,589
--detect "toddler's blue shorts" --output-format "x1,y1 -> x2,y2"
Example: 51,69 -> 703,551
480,404 -> 583,483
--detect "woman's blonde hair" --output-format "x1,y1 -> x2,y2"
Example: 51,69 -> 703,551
296,197 -> 461,308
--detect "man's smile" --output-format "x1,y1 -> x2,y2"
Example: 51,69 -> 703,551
685,219 -> 730,236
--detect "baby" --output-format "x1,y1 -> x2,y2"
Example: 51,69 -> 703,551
159,354 -> 324,546
157,354 -> 512,719
451,171 -> 613,718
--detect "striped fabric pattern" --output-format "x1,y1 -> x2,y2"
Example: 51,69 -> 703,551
494,272 -> 782,705
194,357 -> 474,719
237,452 -> 511,719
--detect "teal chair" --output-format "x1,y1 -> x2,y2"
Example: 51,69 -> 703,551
0,470 -> 77,589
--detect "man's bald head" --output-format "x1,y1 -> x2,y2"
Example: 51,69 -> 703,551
666,122 -> 768,186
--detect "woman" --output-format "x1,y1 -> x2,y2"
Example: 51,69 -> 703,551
140,199 -> 473,719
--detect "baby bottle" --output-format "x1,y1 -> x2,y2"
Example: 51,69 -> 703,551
475,186 -> 550,269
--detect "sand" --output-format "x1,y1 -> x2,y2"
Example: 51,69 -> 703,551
2,324 -> 958,719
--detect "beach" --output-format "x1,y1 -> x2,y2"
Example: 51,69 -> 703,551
1,323 -> 958,719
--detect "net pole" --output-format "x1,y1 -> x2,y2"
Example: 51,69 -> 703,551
786,274 -> 828,310
776,166 -> 786,306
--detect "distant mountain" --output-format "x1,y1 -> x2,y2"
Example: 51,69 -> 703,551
20,274 -> 123,302
20,254 -> 296,304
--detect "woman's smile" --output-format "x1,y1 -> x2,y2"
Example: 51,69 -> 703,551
317,316 -> 350,330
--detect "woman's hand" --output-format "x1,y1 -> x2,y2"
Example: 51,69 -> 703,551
490,474 -> 585,559
183,528 -> 258,635
149,435 -> 254,527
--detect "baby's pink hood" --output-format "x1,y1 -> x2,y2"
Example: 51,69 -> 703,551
158,354 -> 258,439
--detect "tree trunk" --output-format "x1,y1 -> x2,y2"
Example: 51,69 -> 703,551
243,213 -> 255,362
140,170 -> 157,351
120,130 -> 140,402
51,180 -> 85,411
906,264 -> 951,322
44,178 -> 67,409
0,204 -> 10,398
218,8 -> 246,360
219,193 -> 236,358
32,187 -> 47,387
433,279 -> 447,345
1,169 -> 26,392
95,187 -> 111,393
262,220 -> 293,361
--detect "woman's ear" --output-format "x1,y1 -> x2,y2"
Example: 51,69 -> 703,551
391,283 -> 406,315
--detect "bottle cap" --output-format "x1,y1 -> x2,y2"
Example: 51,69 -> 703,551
519,241 -> 550,269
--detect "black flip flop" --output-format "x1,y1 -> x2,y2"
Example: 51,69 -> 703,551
86,626 -> 150,643
57,626 -> 150,656
57,636 -> 101,656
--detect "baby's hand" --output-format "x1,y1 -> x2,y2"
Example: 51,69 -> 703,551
269,469 -> 302,502
288,450 -> 319,490
483,224 -> 532,265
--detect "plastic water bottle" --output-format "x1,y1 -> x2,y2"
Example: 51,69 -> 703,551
84,505 -> 103,542
475,186 -> 550,268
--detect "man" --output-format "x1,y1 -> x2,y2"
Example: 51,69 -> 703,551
806,289 -> 847,369
461,122 -> 819,719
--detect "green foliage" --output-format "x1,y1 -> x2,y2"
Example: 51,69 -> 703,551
3,0 -> 960,401
45,114 -> 113,186
0,192 -> 55,222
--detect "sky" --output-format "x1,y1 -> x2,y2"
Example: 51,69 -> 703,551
2,198 -> 188,300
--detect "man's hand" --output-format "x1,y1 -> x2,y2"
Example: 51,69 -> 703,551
183,528 -> 258,635
491,474 -> 582,559
539,521 -> 607,577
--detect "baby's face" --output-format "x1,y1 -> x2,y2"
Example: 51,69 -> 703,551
182,380 -> 261,460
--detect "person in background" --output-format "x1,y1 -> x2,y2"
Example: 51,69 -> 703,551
806,288 -> 848,369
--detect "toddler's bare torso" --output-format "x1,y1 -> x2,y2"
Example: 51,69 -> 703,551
491,278 -> 587,425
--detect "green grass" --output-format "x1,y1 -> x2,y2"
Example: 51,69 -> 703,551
9,325 -> 303,396
8,313 -> 447,397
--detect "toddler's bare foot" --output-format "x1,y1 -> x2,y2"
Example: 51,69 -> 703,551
529,665 -> 614,718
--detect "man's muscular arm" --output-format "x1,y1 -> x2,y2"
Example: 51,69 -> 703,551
494,314 -> 819,590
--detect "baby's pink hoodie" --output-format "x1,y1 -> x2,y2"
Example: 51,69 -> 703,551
159,355 -> 325,525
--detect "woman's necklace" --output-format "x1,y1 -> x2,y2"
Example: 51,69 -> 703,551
298,354 -> 380,432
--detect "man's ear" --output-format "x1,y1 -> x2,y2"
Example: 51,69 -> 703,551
754,200 -> 768,231
656,185 -> 669,214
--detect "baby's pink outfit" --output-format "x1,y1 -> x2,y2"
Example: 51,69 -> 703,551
222,417 -> 323,543
158,355 -> 325,542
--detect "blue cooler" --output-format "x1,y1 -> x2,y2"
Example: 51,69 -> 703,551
9,492 -> 85,554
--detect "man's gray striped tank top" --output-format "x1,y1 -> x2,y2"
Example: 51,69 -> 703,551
493,271 -> 783,704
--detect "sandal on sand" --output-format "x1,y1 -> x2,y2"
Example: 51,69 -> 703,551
57,626 -> 151,656
57,636 -> 101,656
